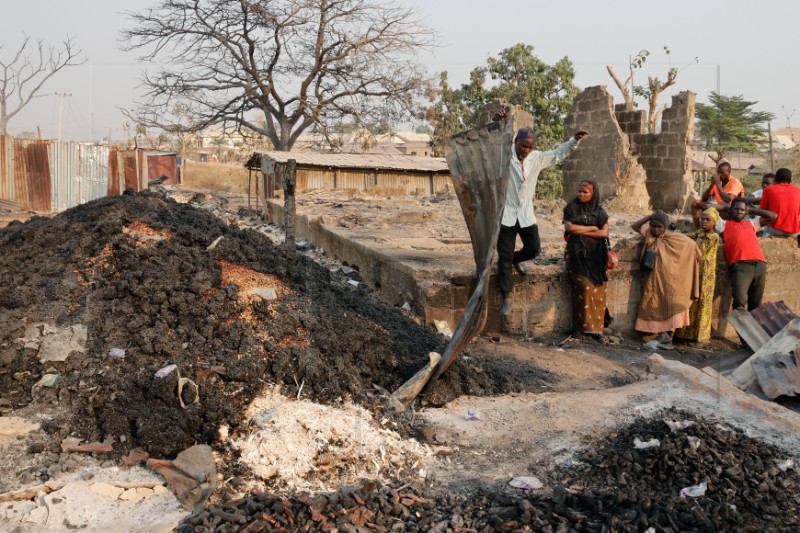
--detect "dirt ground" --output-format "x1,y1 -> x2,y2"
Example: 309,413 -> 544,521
2,186 -> 800,532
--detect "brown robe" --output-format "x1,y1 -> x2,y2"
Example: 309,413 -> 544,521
637,231 -> 701,323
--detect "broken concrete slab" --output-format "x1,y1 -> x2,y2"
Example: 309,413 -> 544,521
16,323 -> 88,363
245,286 -> 277,301
89,482 -> 125,500
751,349 -> 800,400
0,416 -> 40,440
0,466 -> 187,533
147,444 -> 218,512
647,353 -> 800,434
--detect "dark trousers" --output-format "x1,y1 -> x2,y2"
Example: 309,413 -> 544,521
497,222 -> 541,295
730,260 -> 767,311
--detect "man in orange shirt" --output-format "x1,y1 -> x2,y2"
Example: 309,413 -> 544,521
692,162 -> 745,226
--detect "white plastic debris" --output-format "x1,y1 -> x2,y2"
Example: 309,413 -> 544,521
633,438 -> 660,449
778,459 -> 795,472
680,481 -> 708,498
154,364 -> 178,378
207,236 -> 224,250
108,348 -> 126,358
347,280 -> 360,287
434,320 -> 453,338
401,302 -> 412,311
687,436 -> 701,451
643,340 -> 660,350
509,476 -> 543,490
341,267 -> 354,274
465,409 -> 481,421
644,528 -> 656,533
664,419 -> 695,432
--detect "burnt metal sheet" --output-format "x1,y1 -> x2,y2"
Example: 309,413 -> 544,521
751,301 -> 799,338
424,119 -> 513,388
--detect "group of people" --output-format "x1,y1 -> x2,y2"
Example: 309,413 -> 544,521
497,127 -> 800,348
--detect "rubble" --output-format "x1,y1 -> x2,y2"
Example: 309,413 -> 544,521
0,190 -> 547,465
182,413 -> 800,532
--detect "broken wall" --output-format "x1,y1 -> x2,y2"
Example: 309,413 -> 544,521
563,87 -> 696,212
625,92 -> 696,212
562,86 -> 650,210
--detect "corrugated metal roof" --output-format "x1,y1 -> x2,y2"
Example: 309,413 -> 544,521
256,151 -> 449,173
751,301 -> 799,338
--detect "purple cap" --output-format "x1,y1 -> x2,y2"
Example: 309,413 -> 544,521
515,127 -> 537,142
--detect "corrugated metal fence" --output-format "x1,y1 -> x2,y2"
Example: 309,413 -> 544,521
0,135 -> 177,213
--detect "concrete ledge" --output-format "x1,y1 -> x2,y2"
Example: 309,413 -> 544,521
267,199 -> 800,337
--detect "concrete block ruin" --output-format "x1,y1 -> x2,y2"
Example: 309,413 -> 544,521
562,86 -> 696,212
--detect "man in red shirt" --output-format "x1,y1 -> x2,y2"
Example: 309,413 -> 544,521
713,198 -> 776,310
760,167 -> 800,237
692,162 -> 745,227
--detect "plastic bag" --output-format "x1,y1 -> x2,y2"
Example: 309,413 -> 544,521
680,481 -> 707,498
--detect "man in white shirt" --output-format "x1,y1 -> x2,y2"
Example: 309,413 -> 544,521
498,127 -> 588,314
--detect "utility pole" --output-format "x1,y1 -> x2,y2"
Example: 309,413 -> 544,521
55,92 -> 71,142
768,122 -> 774,173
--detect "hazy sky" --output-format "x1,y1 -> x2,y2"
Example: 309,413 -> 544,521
2,0 -> 798,141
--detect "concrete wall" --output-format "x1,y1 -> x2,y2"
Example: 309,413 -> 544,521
563,87 -> 696,213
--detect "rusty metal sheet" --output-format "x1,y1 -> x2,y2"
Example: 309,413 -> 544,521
123,152 -> 138,191
15,140 -> 51,212
424,119 -> 513,388
751,301 -> 799,338
146,154 -> 178,184
108,149 -> 121,196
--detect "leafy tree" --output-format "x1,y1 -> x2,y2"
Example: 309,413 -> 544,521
427,44 -> 579,198
0,35 -> 85,134
695,92 -> 775,162
122,0 -> 435,151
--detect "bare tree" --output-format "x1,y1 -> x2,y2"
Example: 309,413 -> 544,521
121,0 -> 436,151
607,47 -> 694,133
0,35 -> 86,135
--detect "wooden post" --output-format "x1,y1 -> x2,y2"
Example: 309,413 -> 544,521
283,159 -> 296,245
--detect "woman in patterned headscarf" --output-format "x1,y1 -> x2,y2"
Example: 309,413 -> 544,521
563,179 -> 610,343
675,208 -> 721,346
631,211 -> 701,350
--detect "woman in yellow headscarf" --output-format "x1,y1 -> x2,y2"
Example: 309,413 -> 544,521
675,208 -> 721,346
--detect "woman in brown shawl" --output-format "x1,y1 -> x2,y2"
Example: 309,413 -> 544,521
564,180 -> 610,343
631,212 -> 701,350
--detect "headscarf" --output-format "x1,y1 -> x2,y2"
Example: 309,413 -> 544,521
701,207 -> 720,223
515,127 -> 537,142
563,180 -> 609,285
650,212 -> 669,227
